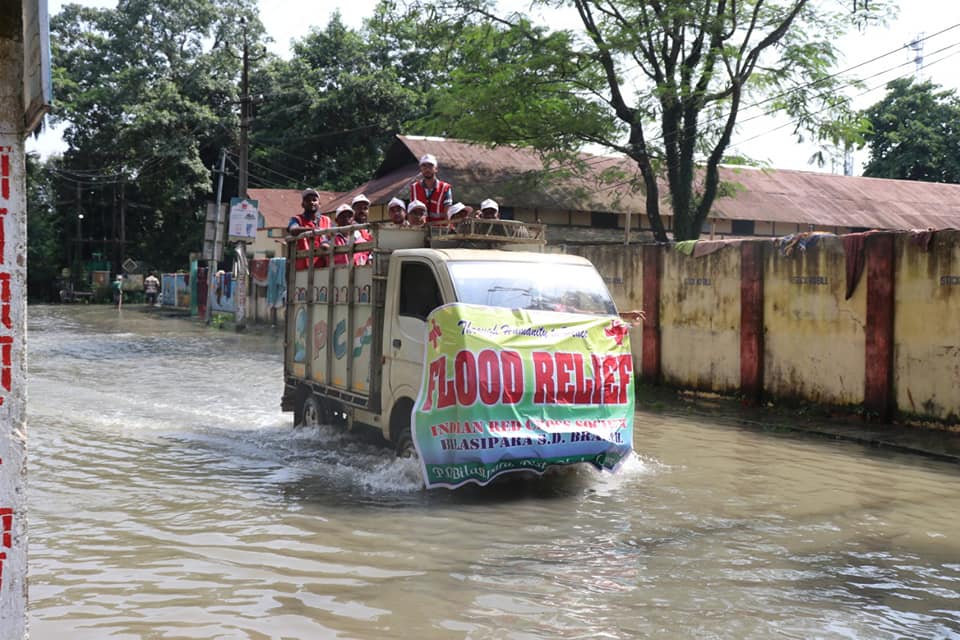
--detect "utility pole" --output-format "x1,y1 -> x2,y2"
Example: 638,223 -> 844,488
75,181 -> 82,286
234,16 -> 259,330
206,149 -> 227,324
119,175 -> 126,271
238,18 -> 250,199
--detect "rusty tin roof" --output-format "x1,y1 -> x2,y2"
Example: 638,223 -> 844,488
248,188 -> 341,228
316,135 -> 960,231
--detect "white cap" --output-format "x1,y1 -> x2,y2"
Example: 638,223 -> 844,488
351,194 -> 370,205
419,154 -> 437,167
407,199 -> 427,214
388,197 -> 406,210
447,203 -> 465,219
335,203 -> 354,218
480,198 -> 499,212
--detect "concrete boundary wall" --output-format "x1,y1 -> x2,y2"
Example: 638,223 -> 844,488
568,229 -> 960,424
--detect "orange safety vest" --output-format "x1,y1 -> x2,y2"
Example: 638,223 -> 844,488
410,179 -> 452,222
353,228 -> 374,266
292,213 -> 331,270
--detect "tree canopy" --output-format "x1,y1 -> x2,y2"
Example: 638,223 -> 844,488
420,0 -> 894,240
46,0 -> 260,274
248,11 -> 429,192
860,78 -> 960,184
30,0 -> 896,300
33,2 -> 436,295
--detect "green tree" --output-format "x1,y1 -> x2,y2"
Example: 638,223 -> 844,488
48,0 -> 262,274
421,0 -> 894,241
248,10 -> 427,192
860,78 -> 960,183
26,154 -> 65,302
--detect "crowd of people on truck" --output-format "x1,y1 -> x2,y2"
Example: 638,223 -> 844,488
285,153 -> 647,324
287,153 -> 506,269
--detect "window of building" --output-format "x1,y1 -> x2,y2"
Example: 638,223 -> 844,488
591,211 -> 618,228
731,219 -> 755,236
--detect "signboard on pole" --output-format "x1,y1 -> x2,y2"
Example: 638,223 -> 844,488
227,197 -> 258,243
203,202 -> 227,261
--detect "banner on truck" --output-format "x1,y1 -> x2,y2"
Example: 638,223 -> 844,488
412,303 -> 634,489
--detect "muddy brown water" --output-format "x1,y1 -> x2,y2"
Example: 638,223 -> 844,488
27,305 -> 960,639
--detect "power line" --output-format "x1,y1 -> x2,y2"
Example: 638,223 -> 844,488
731,40 -> 960,149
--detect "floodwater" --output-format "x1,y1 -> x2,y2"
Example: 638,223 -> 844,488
27,305 -> 960,639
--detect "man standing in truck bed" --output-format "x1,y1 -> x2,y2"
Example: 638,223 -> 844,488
410,154 -> 453,224
288,189 -> 331,269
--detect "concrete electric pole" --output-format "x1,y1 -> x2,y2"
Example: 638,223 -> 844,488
1,2 -> 51,637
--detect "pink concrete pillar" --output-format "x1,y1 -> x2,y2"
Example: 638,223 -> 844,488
864,233 -> 895,421
740,241 -> 765,405
641,244 -> 661,384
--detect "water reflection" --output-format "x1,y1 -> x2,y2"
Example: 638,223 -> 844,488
27,305 -> 960,639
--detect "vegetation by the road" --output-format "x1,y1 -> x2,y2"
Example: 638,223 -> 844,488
859,78 -> 960,184
29,0 -> 896,299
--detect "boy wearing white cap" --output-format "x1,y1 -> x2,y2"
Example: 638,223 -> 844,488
350,194 -> 374,257
446,202 -> 474,229
407,199 -> 428,227
479,198 -> 500,219
410,153 -> 453,224
351,194 -> 371,223
288,188 -> 332,269
388,197 -> 409,227
333,204 -> 355,266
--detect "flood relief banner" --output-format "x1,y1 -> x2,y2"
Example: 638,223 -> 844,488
413,303 -> 634,489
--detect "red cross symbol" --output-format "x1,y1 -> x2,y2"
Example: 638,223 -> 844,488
604,320 -> 629,346
428,319 -> 442,349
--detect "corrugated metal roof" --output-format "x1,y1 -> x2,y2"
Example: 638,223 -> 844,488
248,188 -> 341,228
326,135 -> 648,214
319,135 -> 960,231
711,166 -> 960,229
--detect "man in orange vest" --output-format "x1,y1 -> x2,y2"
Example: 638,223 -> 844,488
409,154 -> 453,223
287,189 -> 331,269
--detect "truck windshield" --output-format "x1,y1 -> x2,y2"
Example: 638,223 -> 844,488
448,261 -> 617,316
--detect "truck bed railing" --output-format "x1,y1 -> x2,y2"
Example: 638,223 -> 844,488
428,218 -> 546,246
285,219 -> 546,257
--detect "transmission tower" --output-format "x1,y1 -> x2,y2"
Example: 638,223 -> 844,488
906,33 -> 925,81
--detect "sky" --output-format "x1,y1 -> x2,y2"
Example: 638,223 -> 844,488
28,0 -> 960,175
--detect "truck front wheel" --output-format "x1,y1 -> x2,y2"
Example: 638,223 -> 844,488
390,399 -> 417,458
395,428 -> 415,458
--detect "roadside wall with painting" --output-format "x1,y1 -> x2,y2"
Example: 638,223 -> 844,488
247,257 -> 287,324
161,273 -> 190,309
568,229 -> 960,424
210,270 -> 236,314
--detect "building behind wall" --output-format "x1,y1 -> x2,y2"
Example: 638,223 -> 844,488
323,135 -> 960,242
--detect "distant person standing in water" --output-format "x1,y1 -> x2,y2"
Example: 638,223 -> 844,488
112,275 -> 123,307
144,272 -> 160,306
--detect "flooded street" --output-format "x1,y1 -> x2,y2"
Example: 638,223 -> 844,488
27,305 -> 960,639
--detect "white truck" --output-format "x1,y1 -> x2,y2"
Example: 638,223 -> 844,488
280,219 -> 635,486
